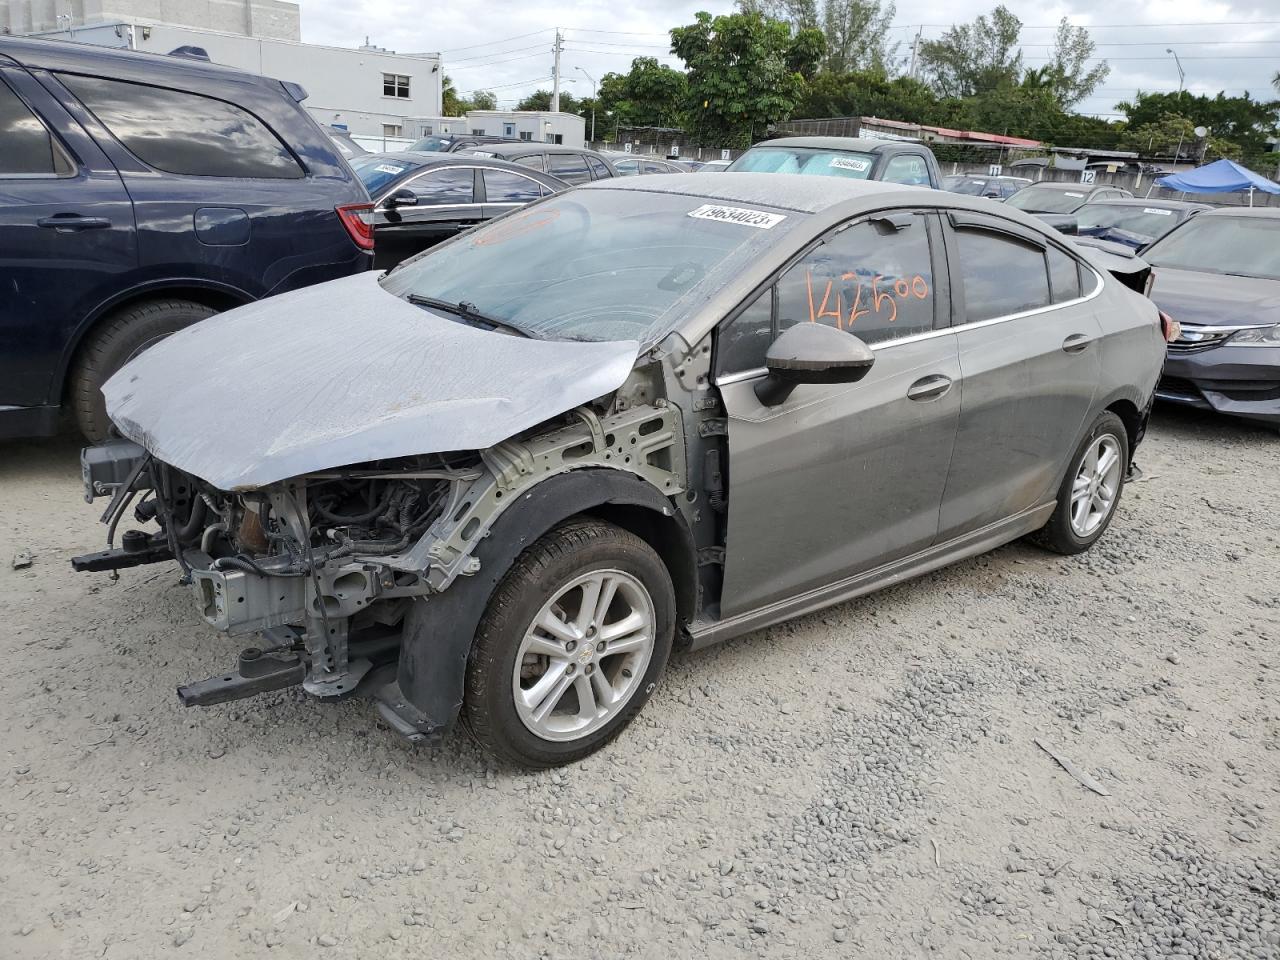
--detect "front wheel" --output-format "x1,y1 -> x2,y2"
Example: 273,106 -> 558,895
1034,410 -> 1129,555
463,519 -> 675,767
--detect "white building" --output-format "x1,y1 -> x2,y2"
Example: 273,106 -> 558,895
463,110 -> 585,148
3,0 -> 444,139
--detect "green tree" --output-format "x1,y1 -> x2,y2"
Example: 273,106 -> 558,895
442,75 -> 462,116
514,89 -> 582,113
598,57 -> 689,129
737,0 -> 897,74
1115,91 -> 1280,155
793,69 -> 968,127
918,5 -> 1024,98
671,10 -> 824,148
1041,18 -> 1109,109
1118,112 -> 1241,160
461,89 -> 497,112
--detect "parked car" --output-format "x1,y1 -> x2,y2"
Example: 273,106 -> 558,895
698,159 -> 733,172
0,36 -> 372,441
606,154 -> 690,176
726,136 -> 942,188
326,125 -> 367,158
1005,181 -> 1133,215
347,152 -> 567,268
1070,198 -> 1210,249
940,174 -> 1032,200
456,143 -> 619,185
1143,208 -> 1280,430
406,133 -> 525,153
72,172 -> 1168,766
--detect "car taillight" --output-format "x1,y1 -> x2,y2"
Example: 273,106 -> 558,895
1159,310 -> 1180,343
335,202 -> 375,251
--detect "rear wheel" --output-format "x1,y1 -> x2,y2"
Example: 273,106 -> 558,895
463,519 -> 675,767
70,299 -> 217,441
1034,410 -> 1129,555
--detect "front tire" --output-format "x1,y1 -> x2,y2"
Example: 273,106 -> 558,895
70,299 -> 217,441
1034,411 -> 1129,555
463,518 -> 675,767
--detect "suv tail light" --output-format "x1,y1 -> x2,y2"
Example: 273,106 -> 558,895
1158,310 -> 1180,343
335,203 -> 375,251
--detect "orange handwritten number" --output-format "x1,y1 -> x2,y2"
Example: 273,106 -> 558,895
871,275 -> 898,323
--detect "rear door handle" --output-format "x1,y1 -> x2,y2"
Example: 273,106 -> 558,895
1062,333 -> 1093,354
906,374 -> 953,402
37,215 -> 112,232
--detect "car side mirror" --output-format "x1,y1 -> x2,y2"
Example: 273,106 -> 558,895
387,188 -> 418,208
754,323 -> 875,407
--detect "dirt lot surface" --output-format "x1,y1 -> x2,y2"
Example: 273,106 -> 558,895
1,406 -> 1278,960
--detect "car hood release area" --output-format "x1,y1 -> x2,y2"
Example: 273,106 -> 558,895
102,273 -> 641,490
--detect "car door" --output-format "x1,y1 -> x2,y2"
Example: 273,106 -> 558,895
935,211 -> 1102,542
479,167 -> 549,220
373,166 -> 482,268
715,211 -> 961,618
546,152 -> 593,186
0,65 -> 136,415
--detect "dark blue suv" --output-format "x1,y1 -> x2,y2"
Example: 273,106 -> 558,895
0,37 -> 373,440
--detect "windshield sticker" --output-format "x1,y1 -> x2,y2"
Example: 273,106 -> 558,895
375,163 -> 406,175
687,204 -> 785,229
829,156 -> 871,173
1142,207 -> 1174,216
470,150 -> 496,158
1064,191 -> 1085,198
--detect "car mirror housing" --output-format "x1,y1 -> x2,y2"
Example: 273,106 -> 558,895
388,189 -> 418,208
754,323 -> 875,406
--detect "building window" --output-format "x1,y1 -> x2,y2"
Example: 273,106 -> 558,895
420,125 -> 432,136
382,74 -> 410,98
471,128 -> 485,135
383,123 -> 402,137
503,122 -> 515,137
519,130 -> 533,141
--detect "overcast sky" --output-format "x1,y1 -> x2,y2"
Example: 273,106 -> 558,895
299,0 -> 1280,119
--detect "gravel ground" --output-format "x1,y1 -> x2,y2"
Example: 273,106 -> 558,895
1,405 -> 1277,960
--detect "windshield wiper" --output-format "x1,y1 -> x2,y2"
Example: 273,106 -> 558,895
406,294 -> 536,338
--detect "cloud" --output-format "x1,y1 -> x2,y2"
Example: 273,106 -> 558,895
298,0 -> 1280,116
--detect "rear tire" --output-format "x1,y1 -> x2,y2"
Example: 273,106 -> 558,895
463,518 -> 675,768
70,299 -> 217,441
1034,411 -> 1129,555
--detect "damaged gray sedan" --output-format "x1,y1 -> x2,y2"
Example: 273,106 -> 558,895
73,173 -> 1169,766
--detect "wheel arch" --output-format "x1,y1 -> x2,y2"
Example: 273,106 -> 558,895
56,280 -> 254,402
390,468 -> 696,737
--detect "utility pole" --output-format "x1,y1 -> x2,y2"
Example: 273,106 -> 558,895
551,28 -> 563,113
908,27 -> 922,80
577,67 -> 598,143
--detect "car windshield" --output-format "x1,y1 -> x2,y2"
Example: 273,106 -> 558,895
348,155 -> 422,194
1074,204 -> 1183,242
1142,216 -> 1280,281
728,146 -> 876,179
943,177 -> 992,195
1006,185 -> 1087,213
380,189 -> 802,343
408,136 -> 452,152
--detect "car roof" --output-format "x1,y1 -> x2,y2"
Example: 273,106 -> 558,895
1083,197 -> 1211,210
0,35 -> 274,90
1197,206 -> 1280,219
754,136 -> 919,153
471,144 -> 604,157
580,171 -> 907,214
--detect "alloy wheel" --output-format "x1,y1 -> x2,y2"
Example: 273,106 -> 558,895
1069,434 -> 1123,538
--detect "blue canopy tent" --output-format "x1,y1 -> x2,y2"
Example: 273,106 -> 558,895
1154,158 -> 1280,206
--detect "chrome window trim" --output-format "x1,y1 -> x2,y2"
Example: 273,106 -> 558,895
714,264 -> 1106,386
374,164 -> 487,210
478,167 -> 546,203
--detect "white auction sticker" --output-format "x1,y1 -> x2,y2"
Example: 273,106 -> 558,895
1142,207 -> 1174,216
687,204 -> 786,229
375,163 -> 406,175
829,156 -> 871,173
1064,191 -> 1085,198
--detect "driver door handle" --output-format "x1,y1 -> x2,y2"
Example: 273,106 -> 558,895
906,374 -> 953,402
1062,333 -> 1093,353
37,214 -> 112,232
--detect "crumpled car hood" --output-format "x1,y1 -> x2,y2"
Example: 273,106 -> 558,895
1149,266 -> 1280,328
104,273 -> 640,490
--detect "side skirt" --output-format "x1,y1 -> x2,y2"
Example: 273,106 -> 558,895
687,501 -> 1056,651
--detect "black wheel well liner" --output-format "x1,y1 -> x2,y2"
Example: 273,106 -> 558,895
393,468 -> 696,736
1104,395 -> 1147,460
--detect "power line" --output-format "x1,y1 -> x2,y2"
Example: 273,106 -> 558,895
439,29 -> 553,54
447,42 -> 549,65
449,51 -> 551,71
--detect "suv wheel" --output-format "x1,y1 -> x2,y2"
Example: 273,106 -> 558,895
71,299 -> 217,441
463,519 -> 675,767
1034,411 -> 1129,555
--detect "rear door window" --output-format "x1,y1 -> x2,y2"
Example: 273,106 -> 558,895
58,74 -> 303,179
547,152 -> 591,185
514,154 -> 545,172
407,167 -> 474,204
952,225 -> 1051,321
0,77 -> 73,176
1047,245 -> 1082,302
586,157 -> 612,180
482,168 -> 541,202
